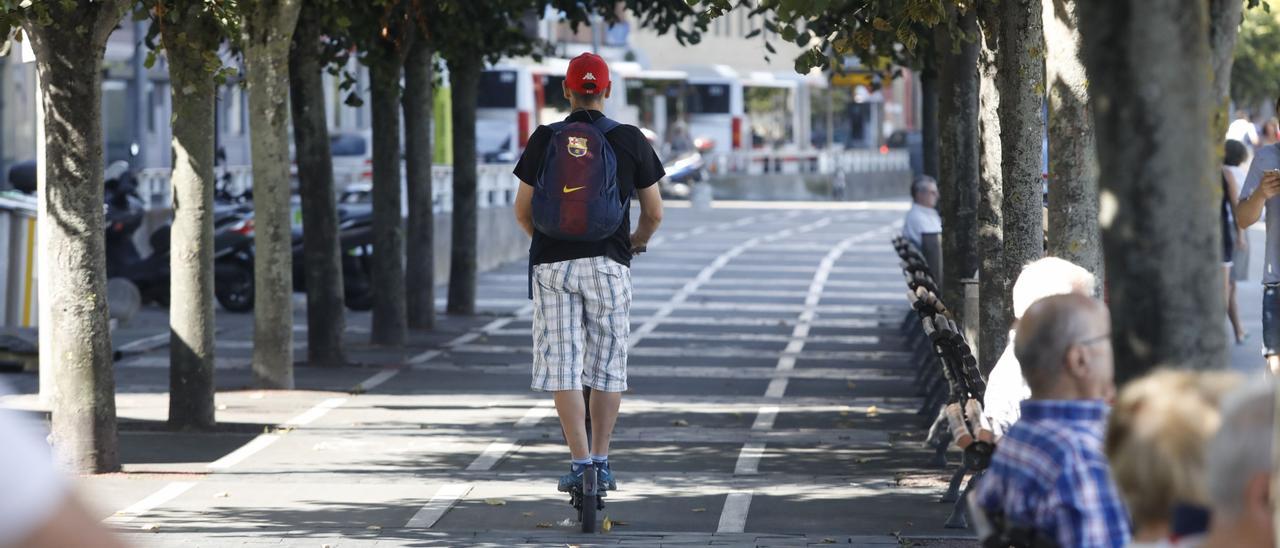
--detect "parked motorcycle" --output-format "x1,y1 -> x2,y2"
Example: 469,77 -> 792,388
101,161 -> 258,312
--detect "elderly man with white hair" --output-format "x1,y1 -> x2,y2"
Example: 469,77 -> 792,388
983,257 -> 1098,439
1200,383 -> 1276,548
974,293 -> 1129,548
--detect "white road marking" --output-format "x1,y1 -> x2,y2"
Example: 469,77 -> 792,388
717,490 -> 754,533
734,442 -> 766,475
354,369 -> 400,392
283,397 -> 347,427
405,483 -> 474,528
104,481 -> 197,524
466,438 -> 518,471
408,304 -> 534,366
630,217 -> 836,349
515,401 -> 555,427
114,332 -> 171,354
207,397 -> 345,471
207,434 -> 280,470
752,406 -> 779,430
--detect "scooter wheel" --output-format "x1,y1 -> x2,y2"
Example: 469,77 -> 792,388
580,467 -> 598,533
215,261 -> 254,313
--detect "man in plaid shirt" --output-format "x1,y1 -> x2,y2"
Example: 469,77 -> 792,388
974,294 -> 1130,548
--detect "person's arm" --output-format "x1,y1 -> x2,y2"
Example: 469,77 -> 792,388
631,185 -> 663,252
1236,149 -> 1280,230
514,183 -> 534,238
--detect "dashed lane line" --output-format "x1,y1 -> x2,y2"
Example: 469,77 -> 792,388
734,442 -> 766,476
405,483 -> 474,528
205,397 -> 347,471
717,490 -> 754,533
104,481 -> 198,525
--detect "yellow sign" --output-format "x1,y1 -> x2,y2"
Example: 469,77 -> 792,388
830,72 -> 875,88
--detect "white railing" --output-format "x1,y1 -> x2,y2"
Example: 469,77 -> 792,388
707,148 -> 909,176
139,165 -> 253,210
137,163 -> 521,216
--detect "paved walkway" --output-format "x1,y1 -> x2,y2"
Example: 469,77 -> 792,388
2,202 -> 976,547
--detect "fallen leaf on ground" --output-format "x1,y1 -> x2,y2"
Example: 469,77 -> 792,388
365,525 -> 382,531
141,524 -> 160,532
691,508 -> 707,513
822,539 -> 837,544
602,516 -> 613,532
867,405 -> 879,416
213,492 -> 229,498
610,519 -> 629,526
484,498 -> 506,506
854,457 -> 870,464
557,518 -> 574,527
671,419 -> 690,427
847,381 -> 857,390
521,512 -> 534,517
536,522 -> 553,528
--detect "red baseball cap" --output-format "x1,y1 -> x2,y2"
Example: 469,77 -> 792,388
566,52 -> 610,95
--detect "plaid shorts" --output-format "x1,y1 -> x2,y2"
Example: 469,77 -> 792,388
531,256 -> 632,392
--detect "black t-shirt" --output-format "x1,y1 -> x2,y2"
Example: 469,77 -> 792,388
514,110 -> 665,267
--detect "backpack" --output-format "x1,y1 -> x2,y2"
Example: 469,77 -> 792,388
532,116 -> 624,241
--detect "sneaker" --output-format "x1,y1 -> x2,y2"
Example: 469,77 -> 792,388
595,461 -> 617,492
557,465 -> 585,493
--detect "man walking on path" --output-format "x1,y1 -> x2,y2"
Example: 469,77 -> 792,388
513,52 -> 665,494
1234,95 -> 1280,374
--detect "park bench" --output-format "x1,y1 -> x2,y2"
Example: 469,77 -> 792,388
891,237 -> 995,531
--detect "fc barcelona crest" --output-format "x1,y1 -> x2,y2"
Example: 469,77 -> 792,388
567,136 -> 589,158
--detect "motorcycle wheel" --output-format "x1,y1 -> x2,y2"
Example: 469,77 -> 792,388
215,260 -> 255,313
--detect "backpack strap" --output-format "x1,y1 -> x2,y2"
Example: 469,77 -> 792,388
592,117 -> 621,134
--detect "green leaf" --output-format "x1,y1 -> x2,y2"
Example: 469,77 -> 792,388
765,41 -> 776,54
745,28 -> 761,39
144,50 -> 157,70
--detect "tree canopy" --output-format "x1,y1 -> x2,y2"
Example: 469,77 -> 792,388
1233,1 -> 1280,110
693,0 -> 965,74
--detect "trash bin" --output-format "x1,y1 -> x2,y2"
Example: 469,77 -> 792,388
0,192 -> 38,328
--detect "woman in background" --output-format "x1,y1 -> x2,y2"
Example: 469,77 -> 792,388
1225,140 -> 1249,344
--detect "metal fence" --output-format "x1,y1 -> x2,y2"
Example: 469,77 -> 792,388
137,163 -> 522,216
707,149 -> 910,176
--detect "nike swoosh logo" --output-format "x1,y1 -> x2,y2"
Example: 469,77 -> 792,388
563,185 -> 586,193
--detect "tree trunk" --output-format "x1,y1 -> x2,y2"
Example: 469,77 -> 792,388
976,9 -> 1005,376
162,6 -> 220,430
242,0 -> 303,389
1208,0 -> 1243,154
289,4 -> 347,367
997,0 -> 1046,330
404,38 -> 436,330
447,55 -> 479,316
22,0 -> 130,473
920,65 -> 939,179
1044,0 -> 1102,280
1076,0 -> 1224,382
369,54 -> 407,346
934,8 -> 981,317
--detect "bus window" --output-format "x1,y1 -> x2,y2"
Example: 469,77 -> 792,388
478,70 -> 518,109
541,74 -> 571,120
688,83 -> 731,114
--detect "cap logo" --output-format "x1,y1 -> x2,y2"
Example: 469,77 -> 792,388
583,72 -> 596,81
